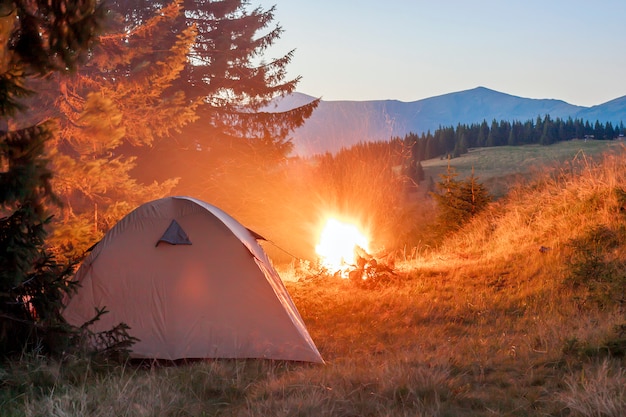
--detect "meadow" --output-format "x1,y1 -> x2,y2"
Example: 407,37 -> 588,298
421,139 -> 624,197
3,140 -> 626,416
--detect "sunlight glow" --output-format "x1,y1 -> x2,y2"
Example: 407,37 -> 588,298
315,218 -> 369,275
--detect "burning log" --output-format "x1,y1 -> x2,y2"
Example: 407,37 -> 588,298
348,247 -> 398,288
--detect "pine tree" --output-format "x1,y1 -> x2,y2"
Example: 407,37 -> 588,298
185,0 -> 318,145
125,0 -> 319,188
453,133 -> 468,157
476,120 -> 488,147
540,115 -> 557,145
430,160 -> 491,233
458,168 -> 491,218
122,0 -> 319,224
424,133 -> 437,159
43,0 -> 198,258
593,120 -> 605,140
486,119 -> 498,147
430,159 -> 465,231
0,0 -> 104,355
113,0 -> 317,155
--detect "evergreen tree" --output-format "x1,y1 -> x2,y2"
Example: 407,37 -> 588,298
476,120 -> 488,147
583,120 -> 594,138
593,120 -> 605,139
486,119 -> 498,147
182,0 -> 319,149
424,132 -> 437,159
441,126 -> 456,155
575,118 -> 585,139
430,159 -> 464,231
405,133 -> 424,162
45,0 -> 198,258
403,159 -> 425,189
605,121 -> 615,139
453,133 -> 468,157
558,118 -> 567,140
458,168 -> 491,218
115,0 -> 318,156
430,160 -> 491,232
0,0 -> 104,355
540,115 -> 557,145
499,120 -> 511,145
522,120 -> 535,144
116,0 -> 319,223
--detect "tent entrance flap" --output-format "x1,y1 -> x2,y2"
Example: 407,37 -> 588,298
156,219 -> 192,246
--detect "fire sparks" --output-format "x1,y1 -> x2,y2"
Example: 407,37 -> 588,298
315,218 -> 369,274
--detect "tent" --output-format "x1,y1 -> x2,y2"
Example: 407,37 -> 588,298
63,196 -> 323,363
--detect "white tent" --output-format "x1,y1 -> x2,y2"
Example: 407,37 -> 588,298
63,196 -> 323,363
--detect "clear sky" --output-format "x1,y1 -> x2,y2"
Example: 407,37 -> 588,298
258,0 -> 626,107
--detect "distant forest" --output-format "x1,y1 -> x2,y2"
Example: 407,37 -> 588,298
400,115 -> 626,163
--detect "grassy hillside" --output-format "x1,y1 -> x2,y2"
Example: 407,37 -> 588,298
4,142 -> 626,416
422,139 -> 624,197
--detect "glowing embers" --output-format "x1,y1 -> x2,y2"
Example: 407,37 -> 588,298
315,218 -> 369,276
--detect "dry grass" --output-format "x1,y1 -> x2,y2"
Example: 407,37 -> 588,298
4,142 -> 626,416
557,359 -> 626,417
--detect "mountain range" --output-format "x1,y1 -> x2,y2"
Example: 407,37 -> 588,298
268,87 -> 626,156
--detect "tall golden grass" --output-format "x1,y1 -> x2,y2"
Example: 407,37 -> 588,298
4,143 -> 626,416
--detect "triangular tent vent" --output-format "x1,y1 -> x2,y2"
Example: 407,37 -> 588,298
157,219 -> 192,246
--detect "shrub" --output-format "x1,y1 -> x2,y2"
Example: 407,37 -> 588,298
431,162 -> 491,234
566,225 -> 626,309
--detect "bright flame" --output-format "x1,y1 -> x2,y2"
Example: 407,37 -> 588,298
315,218 -> 369,273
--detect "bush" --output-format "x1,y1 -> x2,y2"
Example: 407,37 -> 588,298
566,225 -> 626,309
431,162 -> 491,233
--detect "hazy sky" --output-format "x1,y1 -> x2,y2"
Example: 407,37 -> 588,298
258,0 -> 626,107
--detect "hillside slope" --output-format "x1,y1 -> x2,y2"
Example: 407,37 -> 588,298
576,95 -> 626,124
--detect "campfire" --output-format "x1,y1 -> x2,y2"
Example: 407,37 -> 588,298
314,218 -> 396,286
316,218 -> 369,274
